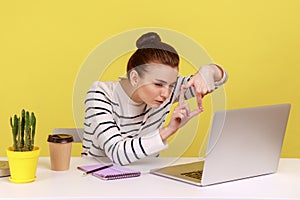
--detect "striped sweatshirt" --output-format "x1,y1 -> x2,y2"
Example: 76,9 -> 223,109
83,72 -> 228,165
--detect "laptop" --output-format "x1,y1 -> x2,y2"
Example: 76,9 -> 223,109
150,104 -> 291,186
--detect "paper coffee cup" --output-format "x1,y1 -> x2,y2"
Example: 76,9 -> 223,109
47,134 -> 73,171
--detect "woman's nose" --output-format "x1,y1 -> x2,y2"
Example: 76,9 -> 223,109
161,87 -> 171,98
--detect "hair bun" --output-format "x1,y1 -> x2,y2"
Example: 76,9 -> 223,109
136,32 -> 161,49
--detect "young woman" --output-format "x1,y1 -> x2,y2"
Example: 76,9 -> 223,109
82,32 -> 228,165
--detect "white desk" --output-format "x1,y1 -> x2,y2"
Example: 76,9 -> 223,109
0,157 -> 299,200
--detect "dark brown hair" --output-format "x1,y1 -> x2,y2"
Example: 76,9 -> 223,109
127,32 -> 179,78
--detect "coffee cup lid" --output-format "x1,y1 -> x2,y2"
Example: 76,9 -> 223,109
47,134 -> 73,143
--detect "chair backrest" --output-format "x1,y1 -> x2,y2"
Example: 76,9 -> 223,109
52,128 -> 84,143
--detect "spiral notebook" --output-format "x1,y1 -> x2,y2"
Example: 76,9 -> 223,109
77,163 -> 141,180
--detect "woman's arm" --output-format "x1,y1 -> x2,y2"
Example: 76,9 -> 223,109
82,82 -> 167,166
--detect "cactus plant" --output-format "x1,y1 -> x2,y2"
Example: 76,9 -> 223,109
9,109 -> 36,151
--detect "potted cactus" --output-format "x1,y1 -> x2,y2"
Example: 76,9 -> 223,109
10,109 -> 36,151
6,109 -> 40,183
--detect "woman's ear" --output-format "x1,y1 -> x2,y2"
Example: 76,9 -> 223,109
129,70 -> 139,87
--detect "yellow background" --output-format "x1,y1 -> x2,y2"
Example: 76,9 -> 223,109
0,0 -> 299,158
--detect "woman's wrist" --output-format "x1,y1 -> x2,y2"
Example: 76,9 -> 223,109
207,64 -> 223,82
159,126 -> 177,142
209,64 -> 228,87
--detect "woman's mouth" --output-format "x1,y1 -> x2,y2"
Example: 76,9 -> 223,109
155,100 -> 164,104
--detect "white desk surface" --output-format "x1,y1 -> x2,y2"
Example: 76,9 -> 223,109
0,157 -> 299,200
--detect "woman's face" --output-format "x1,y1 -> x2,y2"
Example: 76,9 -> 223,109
131,63 -> 179,108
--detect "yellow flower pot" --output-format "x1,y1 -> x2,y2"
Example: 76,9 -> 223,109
6,146 -> 40,183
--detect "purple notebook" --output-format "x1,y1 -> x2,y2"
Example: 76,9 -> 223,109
77,163 -> 141,180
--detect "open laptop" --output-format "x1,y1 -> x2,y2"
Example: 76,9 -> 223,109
150,104 -> 291,186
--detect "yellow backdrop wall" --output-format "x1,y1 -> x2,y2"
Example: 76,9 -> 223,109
0,0 -> 299,157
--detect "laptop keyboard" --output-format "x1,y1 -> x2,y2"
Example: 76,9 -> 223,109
181,170 -> 203,180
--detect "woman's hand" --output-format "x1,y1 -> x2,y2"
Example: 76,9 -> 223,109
160,86 -> 202,142
160,64 -> 224,142
183,64 -> 223,110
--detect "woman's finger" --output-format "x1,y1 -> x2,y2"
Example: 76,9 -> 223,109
196,92 -> 204,111
179,86 -> 185,106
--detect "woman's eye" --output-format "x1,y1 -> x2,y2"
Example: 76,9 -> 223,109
154,83 -> 163,87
